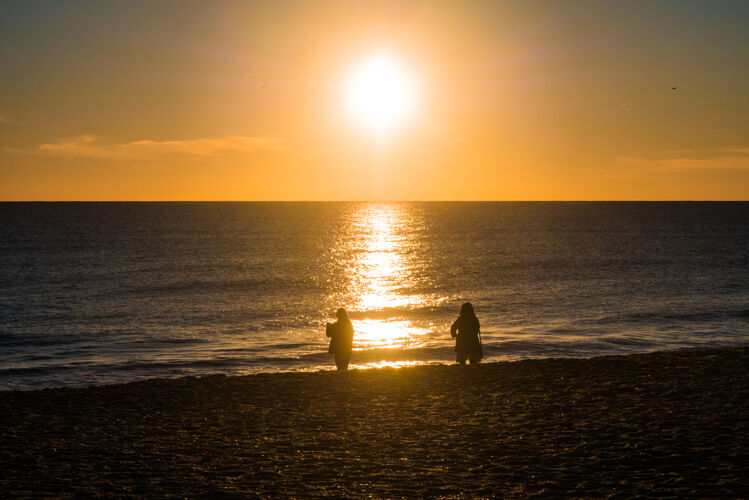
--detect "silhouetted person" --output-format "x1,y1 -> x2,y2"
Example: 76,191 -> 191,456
451,302 -> 482,364
326,308 -> 354,370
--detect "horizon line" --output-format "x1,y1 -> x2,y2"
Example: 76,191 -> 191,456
2,199 -> 748,203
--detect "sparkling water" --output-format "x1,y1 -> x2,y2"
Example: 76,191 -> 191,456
1,202 -> 747,390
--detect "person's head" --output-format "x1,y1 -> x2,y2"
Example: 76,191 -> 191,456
336,308 -> 349,321
460,302 -> 475,317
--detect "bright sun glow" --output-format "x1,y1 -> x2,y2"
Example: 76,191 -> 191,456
346,54 -> 414,133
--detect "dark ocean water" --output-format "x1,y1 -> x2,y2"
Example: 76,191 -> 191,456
1,202 -> 747,390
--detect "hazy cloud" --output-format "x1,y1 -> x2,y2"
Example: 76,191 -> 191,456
617,148 -> 749,173
9,134 -> 284,160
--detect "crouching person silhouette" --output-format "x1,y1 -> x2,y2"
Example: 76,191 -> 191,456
450,302 -> 483,364
326,308 -> 354,370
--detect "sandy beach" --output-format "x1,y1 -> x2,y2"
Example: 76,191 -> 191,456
1,347 -> 747,497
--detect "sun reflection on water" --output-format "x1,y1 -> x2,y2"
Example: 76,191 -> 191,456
353,319 -> 425,349
352,205 -> 410,310
342,204 -> 433,354
356,360 -> 425,370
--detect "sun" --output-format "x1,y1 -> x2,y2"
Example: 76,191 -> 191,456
345,54 -> 414,134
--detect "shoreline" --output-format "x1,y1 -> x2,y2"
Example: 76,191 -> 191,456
5,344 -> 748,394
2,347 -> 747,497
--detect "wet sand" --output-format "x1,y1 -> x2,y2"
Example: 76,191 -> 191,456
2,348 -> 747,498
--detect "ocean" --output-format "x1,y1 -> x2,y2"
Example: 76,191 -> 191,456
1,202 -> 747,390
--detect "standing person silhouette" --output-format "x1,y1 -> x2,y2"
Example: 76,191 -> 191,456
450,302 -> 483,364
326,308 -> 355,370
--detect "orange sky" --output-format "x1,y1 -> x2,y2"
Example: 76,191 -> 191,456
1,1 -> 748,200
